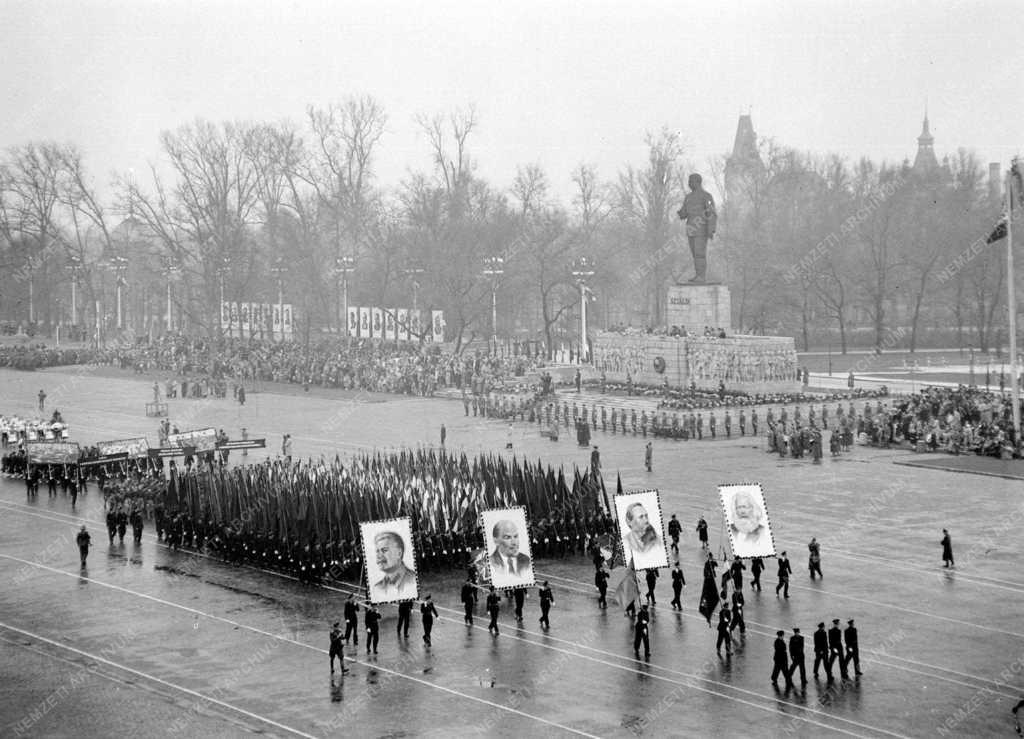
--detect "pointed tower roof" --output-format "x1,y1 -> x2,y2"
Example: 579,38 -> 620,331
731,114 -> 761,164
913,113 -> 939,172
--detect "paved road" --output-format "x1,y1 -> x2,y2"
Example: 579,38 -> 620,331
1,366 -> 1022,737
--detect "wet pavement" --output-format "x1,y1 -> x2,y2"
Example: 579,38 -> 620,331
1,366 -> 1023,737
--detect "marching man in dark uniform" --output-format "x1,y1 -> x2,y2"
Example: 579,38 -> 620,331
828,618 -> 848,680
76,525 -> 91,567
365,603 -> 381,655
788,627 -> 807,686
730,588 -> 746,635
461,579 -> 478,624
668,514 -> 681,552
813,622 -> 832,680
633,604 -> 651,659
750,556 -> 764,591
772,630 -> 794,688
670,563 -> 685,610
487,586 -> 501,635
538,581 -> 554,628
716,603 -> 732,655
343,594 -> 359,646
595,565 -> 609,609
397,600 -> 413,639
420,595 -> 439,646
696,516 -> 709,549
329,622 -> 349,674
776,552 -> 792,598
844,619 -> 862,676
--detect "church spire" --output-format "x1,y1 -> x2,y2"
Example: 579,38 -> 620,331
913,111 -> 938,172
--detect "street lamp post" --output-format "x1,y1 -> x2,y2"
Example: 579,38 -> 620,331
334,255 -> 356,345
403,264 -> 424,343
160,257 -> 179,334
108,255 -> 129,330
67,257 -> 82,328
571,256 -> 595,363
215,257 -> 229,338
271,257 -> 287,343
482,256 -> 504,354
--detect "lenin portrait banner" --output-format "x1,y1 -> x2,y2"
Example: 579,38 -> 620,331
396,308 -> 410,342
359,307 -> 370,337
384,308 -> 396,341
718,483 -> 777,559
371,308 -> 383,339
361,517 -> 419,604
431,310 -> 444,343
480,506 -> 536,589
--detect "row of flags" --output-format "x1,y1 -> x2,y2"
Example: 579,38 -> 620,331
161,448 -> 607,545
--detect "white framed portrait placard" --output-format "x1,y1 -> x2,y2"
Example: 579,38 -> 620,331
480,506 -> 536,589
614,489 -> 669,570
360,517 -> 419,604
718,483 -> 777,559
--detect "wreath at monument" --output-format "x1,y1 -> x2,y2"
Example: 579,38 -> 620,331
653,356 -> 666,374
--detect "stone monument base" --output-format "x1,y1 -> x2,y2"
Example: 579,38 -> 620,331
666,283 -> 731,333
592,331 -> 800,394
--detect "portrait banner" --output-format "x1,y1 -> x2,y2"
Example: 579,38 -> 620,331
431,310 -> 444,343
614,489 -> 669,570
480,506 -> 536,589
359,307 -> 370,337
283,304 -> 293,336
718,483 -> 777,559
384,308 -> 396,341
241,303 -> 252,334
273,304 -> 282,334
220,301 -> 230,330
360,517 -> 419,604
348,306 -> 359,338
396,308 -> 409,342
410,310 -> 423,340
371,308 -> 383,339
167,427 -> 218,453
230,302 -> 239,333
96,437 -> 149,459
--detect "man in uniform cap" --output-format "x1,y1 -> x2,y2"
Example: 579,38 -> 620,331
813,622 -> 832,680
771,630 -> 793,688
828,619 -> 848,680
329,622 -> 348,674
634,604 -> 651,659
844,619 -> 862,676
788,627 -> 807,686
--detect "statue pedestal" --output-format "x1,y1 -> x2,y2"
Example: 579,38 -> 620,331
666,284 -> 731,332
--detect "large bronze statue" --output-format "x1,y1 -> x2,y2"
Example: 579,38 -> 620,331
676,173 -> 717,283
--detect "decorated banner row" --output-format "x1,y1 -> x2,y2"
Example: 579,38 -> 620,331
347,307 -> 445,343
219,302 -> 294,338
24,428 -> 265,468
361,485 -> 778,605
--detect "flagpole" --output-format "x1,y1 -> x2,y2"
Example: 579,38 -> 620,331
1007,167 -> 1021,450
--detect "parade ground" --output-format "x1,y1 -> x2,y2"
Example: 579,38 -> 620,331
1,365 -> 1022,738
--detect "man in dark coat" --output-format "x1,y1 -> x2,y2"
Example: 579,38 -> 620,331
365,603 -> 381,655
716,604 -> 732,654
343,594 -> 359,646
771,630 -> 793,688
538,581 -> 554,628
750,556 -> 764,591
397,600 -> 413,639
844,619 -> 862,676
776,552 -> 792,598
595,566 -> 609,609
941,529 -> 954,567
828,619 -> 848,680
486,586 -> 501,635
421,595 -> 439,646
76,525 -> 91,567
813,622 -> 832,680
461,579 -> 478,624
329,622 -> 349,674
633,604 -> 651,658
670,564 -> 685,610
788,628 -> 807,685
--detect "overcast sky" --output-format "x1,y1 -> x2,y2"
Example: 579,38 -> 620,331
2,0 -> 1021,205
